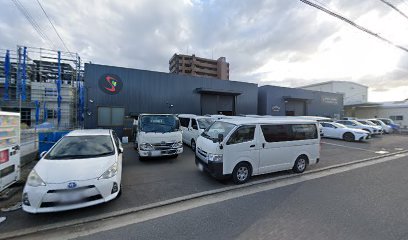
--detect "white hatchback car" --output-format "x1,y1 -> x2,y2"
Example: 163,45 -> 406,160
22,129 -> 123,213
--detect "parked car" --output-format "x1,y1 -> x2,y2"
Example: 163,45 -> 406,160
320,122 -> 370,142
336,120 -> 382,135
195,118 -> 320,184
356,120 -> 383,135
178,114 -> 215,151
368,119 -> 392,134
134,114 -> 183,159
377,118 -> 400,132
22,129 -> 123,213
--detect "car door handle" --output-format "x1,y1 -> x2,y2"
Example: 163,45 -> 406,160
250,144 -> 255,148
262,143 -> 265,148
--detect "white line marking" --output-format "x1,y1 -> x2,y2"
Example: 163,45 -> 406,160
321,141 -> 381,153
10,153 -> 406,240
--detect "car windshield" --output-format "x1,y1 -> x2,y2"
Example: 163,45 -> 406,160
332,123 -> 346,128
352,121 -> 364,126
45,135 -> 115,160
197,118 -> 215,129
140,115 -> 179,133
202,121 -> 236,142
380,119 -> 393,125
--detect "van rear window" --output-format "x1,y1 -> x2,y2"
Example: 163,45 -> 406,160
261,124 -> 317,142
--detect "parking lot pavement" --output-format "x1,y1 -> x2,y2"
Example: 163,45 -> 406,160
1,134 -> 407,234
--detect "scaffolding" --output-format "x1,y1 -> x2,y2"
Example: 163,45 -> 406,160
0,45 -> 85,130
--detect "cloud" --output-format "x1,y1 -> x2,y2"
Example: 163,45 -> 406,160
0,0 -> 407,101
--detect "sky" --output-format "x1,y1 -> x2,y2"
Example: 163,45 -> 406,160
1,0 -> 408,102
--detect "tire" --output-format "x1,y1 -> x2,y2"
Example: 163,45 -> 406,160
343,132 -> 355,142
293,155 -> 308,173
232,162 -> 252,184
191,139 -> 196,152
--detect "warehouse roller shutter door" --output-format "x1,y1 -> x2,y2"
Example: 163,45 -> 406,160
201,94 -> 235,115
285,100 -> 306,116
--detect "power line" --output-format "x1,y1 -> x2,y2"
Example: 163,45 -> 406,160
36,0 -> 75,59
380,0 -> 408,22
299,0 -> 408,53
11,0 -> 57,50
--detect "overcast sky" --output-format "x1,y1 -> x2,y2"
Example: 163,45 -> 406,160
1,0 -> 408,101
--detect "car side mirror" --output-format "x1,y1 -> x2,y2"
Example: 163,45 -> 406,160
217,133 -> 224,143
40,151 -> 47,158
118,147 -> 124,154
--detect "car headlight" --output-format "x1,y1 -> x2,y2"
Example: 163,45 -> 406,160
27,170 -> 46,187
98,162 -> 118,180
140,143 -> 154,151
172,141 -> 182,148
206,153 -> 223,162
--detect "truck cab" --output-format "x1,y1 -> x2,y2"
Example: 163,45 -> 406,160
135,114 -> 183,159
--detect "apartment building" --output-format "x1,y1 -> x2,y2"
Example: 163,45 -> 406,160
169,53 -> 229,80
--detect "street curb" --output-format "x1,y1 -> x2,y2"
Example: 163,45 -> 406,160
1,149 -> 408,240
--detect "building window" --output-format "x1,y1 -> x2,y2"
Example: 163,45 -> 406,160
390,115 -> 403,121
98,107 -> 125,126
47,110 -> 56,119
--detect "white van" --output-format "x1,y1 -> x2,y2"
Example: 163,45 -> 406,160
135,114 -> 183,160
178,114 -> 214,151
195,118 -> 320,184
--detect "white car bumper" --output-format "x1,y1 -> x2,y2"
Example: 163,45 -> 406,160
139,147 -> 183,157
354,133 -> 369,141
22,176 -> 120,213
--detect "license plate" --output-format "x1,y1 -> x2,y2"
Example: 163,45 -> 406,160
162,150 -> 176,154
59,191 -> 83,203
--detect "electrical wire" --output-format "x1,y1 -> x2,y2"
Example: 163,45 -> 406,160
11,0 -> 57,50
299,0 -> 408,53
36,0 -> 75,59
379,0 -> 408,21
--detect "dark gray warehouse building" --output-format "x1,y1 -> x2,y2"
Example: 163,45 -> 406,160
258,85 -> 343,118
84,63 -> 258,136
84,63 -> 344,137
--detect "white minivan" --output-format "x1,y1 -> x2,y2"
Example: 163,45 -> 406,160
195,118 -> 320,184
179,114 -> 214,151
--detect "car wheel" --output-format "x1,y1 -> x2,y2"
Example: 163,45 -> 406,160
293,155 -> 308,173
232,162 -> 252,184
343,132 -> 355,142
191,139 -> 196,152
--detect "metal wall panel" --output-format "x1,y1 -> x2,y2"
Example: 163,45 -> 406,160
258,85 -> 343,118
84,64 -> 258,136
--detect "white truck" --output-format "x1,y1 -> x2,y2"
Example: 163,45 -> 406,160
135,114 -> 183,160
0,111 -> 21,192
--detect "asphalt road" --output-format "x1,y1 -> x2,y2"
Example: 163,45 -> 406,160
79,153 -> 408,240
0,134 -> 407,235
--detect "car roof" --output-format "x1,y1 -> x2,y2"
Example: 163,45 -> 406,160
217,117 -> 316,125
66,129 -> 111,136
178,114 -> 212,119
139,114 -> 175,116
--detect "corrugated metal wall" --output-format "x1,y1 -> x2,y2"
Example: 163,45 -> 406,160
84,64 -> 258,135
258,85 -> 344,118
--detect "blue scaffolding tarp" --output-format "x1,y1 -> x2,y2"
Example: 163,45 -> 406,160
57,51 -> 62,127
21,47 -> 27,101
3,50 -> 10,101
43,102 -> 48,122
35,100 -> 40,126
